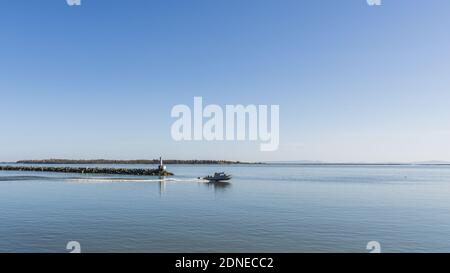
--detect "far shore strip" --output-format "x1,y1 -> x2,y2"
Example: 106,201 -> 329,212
15,159 -> 257,165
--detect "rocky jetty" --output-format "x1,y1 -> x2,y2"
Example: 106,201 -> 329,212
0,165 -> 173,176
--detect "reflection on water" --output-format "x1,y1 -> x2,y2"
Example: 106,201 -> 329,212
204,181 -> 232,193
159,178 -> 166,196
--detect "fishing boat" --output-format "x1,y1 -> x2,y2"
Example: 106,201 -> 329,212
203,172 -> 232,182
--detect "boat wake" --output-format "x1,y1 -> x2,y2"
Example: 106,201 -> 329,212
65,177 -> 206,184
0,175 -> 56,182
0,175 -> 207,184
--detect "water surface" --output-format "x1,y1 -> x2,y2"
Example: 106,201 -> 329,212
1,164 -> 450,253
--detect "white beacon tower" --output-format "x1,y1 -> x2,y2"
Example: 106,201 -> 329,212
159,157 -> 167,171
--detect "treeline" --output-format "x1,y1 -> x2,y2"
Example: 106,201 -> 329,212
16,159 -> 253,165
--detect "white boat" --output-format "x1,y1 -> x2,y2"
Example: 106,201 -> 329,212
203,172 -> 232,182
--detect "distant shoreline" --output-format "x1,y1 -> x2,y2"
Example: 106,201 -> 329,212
8,159 -> 450,166
266,163 -> 450,166
16,159 -> 260,165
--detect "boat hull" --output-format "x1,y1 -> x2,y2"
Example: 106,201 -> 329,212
203,176 -> 232,182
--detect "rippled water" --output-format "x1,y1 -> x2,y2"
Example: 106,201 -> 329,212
1,164 -> 450,253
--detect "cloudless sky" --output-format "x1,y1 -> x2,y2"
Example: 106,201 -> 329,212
1,0 -> 450,162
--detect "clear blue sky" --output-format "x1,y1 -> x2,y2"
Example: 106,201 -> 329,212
1,0 -> 450,162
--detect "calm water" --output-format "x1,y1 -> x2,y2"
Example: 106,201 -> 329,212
1,164 -> 450,253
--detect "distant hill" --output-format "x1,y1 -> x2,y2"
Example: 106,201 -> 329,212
16,159 -> 255,165
264,160 -> 450,165
264,160 -> 324,164
412,161 -> 450,165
